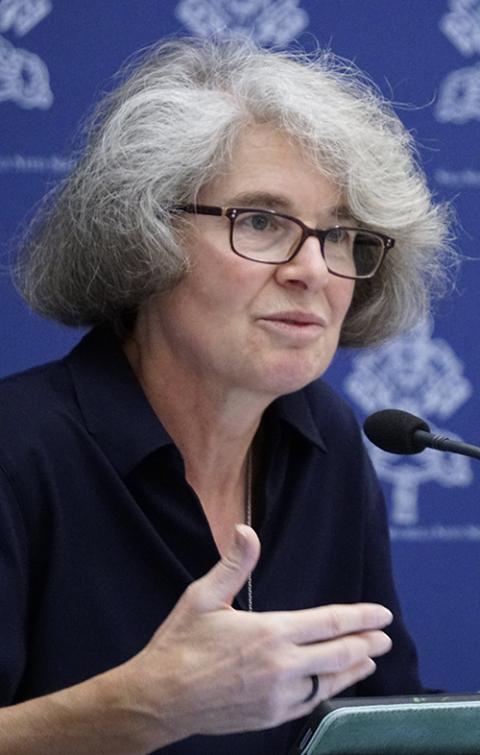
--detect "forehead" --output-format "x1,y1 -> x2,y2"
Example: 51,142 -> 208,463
200,124 -> 346,218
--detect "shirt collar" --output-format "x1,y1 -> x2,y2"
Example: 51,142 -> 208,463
269,384 -> 327,452
66,327 -> 327,477
66,327 -> 173,477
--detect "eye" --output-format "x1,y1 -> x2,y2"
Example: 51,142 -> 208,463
327,227 -> 350,243
241,212 -> 276,232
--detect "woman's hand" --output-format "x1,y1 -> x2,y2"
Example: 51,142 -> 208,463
0,525 -> 392,755
125,525 -> 393,748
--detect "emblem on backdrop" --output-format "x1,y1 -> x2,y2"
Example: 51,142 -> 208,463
175,0 -> 309,45
343,322 -> 476,540
436,0 -> 480,123
0,0 -> 52,109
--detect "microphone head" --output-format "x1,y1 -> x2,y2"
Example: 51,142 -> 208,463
363,409 -> 430,455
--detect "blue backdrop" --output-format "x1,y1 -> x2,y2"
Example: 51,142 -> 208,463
2,0 -> 480,693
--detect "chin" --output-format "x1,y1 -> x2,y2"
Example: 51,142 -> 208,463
257,360 -> 328,397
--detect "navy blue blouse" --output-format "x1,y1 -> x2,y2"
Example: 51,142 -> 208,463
0,328 -> 421,753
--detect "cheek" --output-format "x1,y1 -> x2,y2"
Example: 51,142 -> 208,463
197,261 -> 271,317
331,280 -> 355,321
187,237 -> 266,303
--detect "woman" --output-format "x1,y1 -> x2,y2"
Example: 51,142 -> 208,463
1,38 -> 452,753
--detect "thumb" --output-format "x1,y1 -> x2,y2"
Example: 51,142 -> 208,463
190,525 -> 261,613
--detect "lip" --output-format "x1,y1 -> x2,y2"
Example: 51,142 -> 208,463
260,311 -> 327,327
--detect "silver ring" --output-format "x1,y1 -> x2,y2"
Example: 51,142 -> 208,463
302,674 -> 319,703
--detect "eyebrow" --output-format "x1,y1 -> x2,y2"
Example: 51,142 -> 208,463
226,191 -> 294,212
224,191 -> 358,224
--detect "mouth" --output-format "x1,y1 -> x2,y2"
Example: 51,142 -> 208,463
261,312 -> 326,328
257,312 -> 328,343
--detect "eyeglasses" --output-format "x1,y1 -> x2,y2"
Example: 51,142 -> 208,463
174,204 -> 395,280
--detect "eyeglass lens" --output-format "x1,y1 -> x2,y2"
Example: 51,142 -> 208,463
232,211 -> 383,278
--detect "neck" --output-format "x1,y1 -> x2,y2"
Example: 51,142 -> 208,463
123,330 -> 268,500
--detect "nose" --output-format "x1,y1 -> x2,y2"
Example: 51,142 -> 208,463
274,234 -> 330,291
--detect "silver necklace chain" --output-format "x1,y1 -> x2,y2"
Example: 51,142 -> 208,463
246,447 -> 253,612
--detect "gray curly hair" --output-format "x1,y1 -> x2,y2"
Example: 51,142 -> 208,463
14,37 -> 454,346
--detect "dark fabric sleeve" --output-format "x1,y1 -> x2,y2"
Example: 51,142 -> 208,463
299,380 -> 423,696
0,466 -> 28,703
356,449 -> 424,695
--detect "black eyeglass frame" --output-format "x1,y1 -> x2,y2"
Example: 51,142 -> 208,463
174,204 -> 395,280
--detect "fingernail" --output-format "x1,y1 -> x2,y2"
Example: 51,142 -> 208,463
378,607 -> 393,625
234,523 -> 247,549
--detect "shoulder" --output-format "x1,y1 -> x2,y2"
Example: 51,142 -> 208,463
0,359 -> 78,465
302,380 -> 387,508
0,358 -> 71,416
297,379 -> 379,488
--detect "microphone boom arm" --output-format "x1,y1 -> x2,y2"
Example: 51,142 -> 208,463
414,430 -> 480,461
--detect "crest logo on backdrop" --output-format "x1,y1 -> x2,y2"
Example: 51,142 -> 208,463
435,0 -> 480,188
344,322 -> 478,541
0,1 -> 74,176
175,0 -> 309,45
0,0 -> 52,109
436,0 -> 480,123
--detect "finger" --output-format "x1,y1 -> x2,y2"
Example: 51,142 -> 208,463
185,524 -> 261,613
298,658 -> 378,710
281,658 -> 378,717
298,630 -> 392,676
272,603 -> 393,645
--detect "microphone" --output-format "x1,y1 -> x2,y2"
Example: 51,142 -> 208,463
363,409 -> 480,461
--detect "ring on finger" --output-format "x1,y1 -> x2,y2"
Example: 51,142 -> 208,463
302,674 -> 319,704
